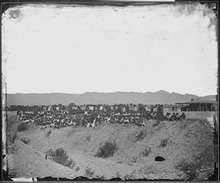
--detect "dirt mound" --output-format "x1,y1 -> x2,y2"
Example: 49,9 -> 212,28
8,118 -> 215,180
7,141 -> 78,179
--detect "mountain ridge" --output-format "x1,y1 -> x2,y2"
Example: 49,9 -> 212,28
6,91 -> 216,105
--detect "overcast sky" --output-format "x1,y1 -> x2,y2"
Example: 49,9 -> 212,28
2,4 -> 217,96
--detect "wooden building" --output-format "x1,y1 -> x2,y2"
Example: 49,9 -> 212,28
176,99 -> 217,128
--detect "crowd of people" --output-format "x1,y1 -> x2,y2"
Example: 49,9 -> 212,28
8,103 -> 186,128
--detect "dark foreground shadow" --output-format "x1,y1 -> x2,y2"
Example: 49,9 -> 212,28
36,176 -> 185,181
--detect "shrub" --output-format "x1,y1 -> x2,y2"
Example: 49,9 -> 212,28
75,166 -> 80,172
135,130 -> 146,141
9,169 -> 17,178
46,148 -> 75,169
116,172 -> 121,178
17,122 -> 29,132
124,174 -> 135,180
20,137 -> 30,144
86,135 -> 91,141
95,175 -> 105,179
175,160 -> 200,180
95,141 -> 118,158
152,120 -> 160,127
46,149 -> 55,157
45,130 -> 52,137
179,123 -> 188,130
130,156 -> 138,163
159,139 -> 168,147
85,167 -> 94,177
10,134 -> 17,143
8,145 -> 20,154
142,147 -> 151,156
54,148 -> 69,164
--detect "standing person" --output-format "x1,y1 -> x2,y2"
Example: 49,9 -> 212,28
181,112 -> 186,120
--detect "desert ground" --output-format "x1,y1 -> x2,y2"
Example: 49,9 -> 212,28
7,111 -> 215,180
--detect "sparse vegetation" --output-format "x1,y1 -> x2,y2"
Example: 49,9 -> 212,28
194,147 -> 214,166
135,130 -> 146,141
179,123 -> 188,130
85,167 -> 94,177
20,137 -> 30,144
129,156 -> 138,164
175,147 -> 215,180
95,141 -> 118,158
152,120 -> 160,127
159,139 -> 168,147
75,166 -> 80,172
46,148 -> 75,169
45,130 -> 52,137
7,113 -> 214,180
7,117 -> 19,144
17,122 -> 29,132
95,175 -> 105,179
175,160 -> 199,181
10,134 -> 17,143
46,148 -> 55,157
124,174 -> 135,180
8,144 -> 20,154
142,147 -> 151,156
116,172 -> 122,178
86,135 -> 91,141
8,169 -> 17,178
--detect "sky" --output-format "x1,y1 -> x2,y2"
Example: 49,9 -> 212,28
2,4 -> 217,96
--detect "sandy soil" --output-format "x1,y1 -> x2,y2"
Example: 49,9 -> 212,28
7,114 -> 215,180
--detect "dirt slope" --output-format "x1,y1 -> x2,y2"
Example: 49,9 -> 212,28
8,119 -> 215,180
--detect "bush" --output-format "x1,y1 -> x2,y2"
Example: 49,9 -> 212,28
46,148 -> 75,169
135,130 -> 146,141
75,166 -> 80,172
17,122 -> 29,132
85,167 -> 94,177
175,160 -> 200,180
116,172 -> 122,178
86,135 -> 91,141
46,149 -> 56,157
95,175 -> 105,179
45,130 -> 52,137
10,134 -> 17,143
142,147 -> 151,156
130,156 -> 138,163
159,139 -> 168,147
8,169 -> 17,178
20,137 -> 30,144
95,141 -> 118,158
152,120 -> 160,127
124,174 -> 135,180
54,148 -> 69,164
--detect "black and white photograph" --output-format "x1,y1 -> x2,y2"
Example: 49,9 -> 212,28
1,1 -> 218,181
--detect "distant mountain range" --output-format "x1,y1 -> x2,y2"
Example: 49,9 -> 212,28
6,90 -> 216,106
